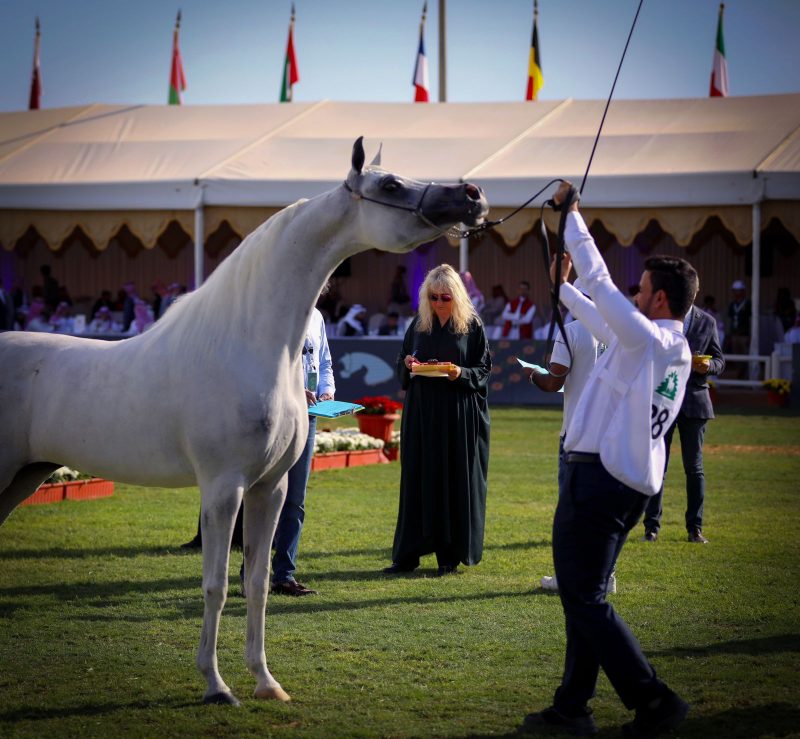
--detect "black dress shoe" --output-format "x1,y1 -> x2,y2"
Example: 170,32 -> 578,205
622,689 -> 689,738
382,562 -> 417,574
180,535 -> 202,550
687,528 -> 709,544
270,581 -> 318,596
642,529 -> 658,543
436,565 -> 459,577
519,706 -> 598,736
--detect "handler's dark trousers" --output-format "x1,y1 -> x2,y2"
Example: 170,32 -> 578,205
643,415 -> 707,533
552,455 -> 668,714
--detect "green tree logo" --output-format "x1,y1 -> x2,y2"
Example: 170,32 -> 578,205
655,371 -> 680,401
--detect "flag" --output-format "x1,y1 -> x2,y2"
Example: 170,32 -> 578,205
29,17 -> 42,110
412,2 -> 429,102
710,3 -> 729,97
280,4 -> 300,102
168,10 -> 187,105
525,1 -> 544,101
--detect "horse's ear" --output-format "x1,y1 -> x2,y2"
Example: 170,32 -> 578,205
369,142 -> 383,167
351,136 -> 365,174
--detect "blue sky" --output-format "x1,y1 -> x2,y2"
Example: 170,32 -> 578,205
1,0 -> 799,111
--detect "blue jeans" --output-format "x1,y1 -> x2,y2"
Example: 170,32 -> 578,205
552,458 -> 666,713
272,417 -> 317,585
643,414 -> 707,533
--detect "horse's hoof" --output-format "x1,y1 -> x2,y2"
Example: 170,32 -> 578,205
203,691 -> 241,706
254,685 -> 291,702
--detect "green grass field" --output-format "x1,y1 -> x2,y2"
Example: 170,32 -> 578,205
1,407 -> 798,738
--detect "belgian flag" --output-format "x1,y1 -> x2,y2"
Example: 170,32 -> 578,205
525,1 -> 544,101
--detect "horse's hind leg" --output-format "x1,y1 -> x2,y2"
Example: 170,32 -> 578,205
0,463 -> 60,526
243,476 -> 291,702
196,476 -> 245,706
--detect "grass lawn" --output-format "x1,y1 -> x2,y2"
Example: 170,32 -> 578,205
0,407 -> 798,738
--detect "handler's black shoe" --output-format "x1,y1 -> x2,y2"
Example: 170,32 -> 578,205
519,706 -> 598,736
180,535 -> 202,550
622,689 -> 689,738
436,565 -> 459,577
382,562 -> 417,574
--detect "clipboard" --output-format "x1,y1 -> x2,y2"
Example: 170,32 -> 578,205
307,400 -> 365,418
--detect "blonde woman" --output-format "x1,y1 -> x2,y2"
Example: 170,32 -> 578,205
384,264 -> 491,577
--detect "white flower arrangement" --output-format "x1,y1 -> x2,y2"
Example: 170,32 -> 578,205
314,429 -> 385,455
44,466 -> 83,484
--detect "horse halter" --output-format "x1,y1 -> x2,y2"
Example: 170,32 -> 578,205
342,179 -> 478,239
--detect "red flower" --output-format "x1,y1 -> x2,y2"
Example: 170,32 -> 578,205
354,395 -> 403,415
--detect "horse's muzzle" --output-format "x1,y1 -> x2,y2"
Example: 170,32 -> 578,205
424,182 -> 489,228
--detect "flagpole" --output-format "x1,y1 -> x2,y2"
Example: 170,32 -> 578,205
288,4 -> 296,102
29,17 -> 42,110
438,0 -> 446,102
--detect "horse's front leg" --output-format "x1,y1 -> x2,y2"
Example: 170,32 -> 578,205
243,475 -> 291,702
196,475 -> 244,706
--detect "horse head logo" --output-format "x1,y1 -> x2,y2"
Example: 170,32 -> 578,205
338,352 -> 394,386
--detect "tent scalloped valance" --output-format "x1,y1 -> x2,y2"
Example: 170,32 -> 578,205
446,205 -> 760,249
0,209 -> 194,252
2,202 -> 797,254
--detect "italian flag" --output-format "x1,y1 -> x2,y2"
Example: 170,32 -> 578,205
525,5 -> 543,101
168,11 -> 187,105
280,5 -> 299,103
709,3 -> 728,97
29,17 -> 42,110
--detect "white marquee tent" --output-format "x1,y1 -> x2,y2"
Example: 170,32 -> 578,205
1,94 -> 799,352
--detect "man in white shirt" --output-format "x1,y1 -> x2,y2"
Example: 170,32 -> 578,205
528,275 -> 613,593
520,183 -> 696,739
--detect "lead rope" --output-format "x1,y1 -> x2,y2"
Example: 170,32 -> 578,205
537,0 -> 645,371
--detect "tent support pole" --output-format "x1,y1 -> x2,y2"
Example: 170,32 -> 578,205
194,204 -> 204,289
459,236 -> 468,274
750,202 -> 761,379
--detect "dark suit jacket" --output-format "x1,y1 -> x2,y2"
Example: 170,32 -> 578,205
682,305 -> 725,419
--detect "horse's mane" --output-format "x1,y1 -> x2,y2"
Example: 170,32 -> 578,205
142,200 -> 308,360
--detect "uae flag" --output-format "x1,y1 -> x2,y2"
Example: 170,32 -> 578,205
412,4 -> 429,103
280,5 -> 299,102
29,17 -> 42,110
709,3 -> 729,97
525,5 -> 543,101
168,11 -> 187,105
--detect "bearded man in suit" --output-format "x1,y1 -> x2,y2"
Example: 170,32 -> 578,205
642,295 -> 725,544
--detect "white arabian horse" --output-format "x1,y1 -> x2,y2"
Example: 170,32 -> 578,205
0,137 -> 488,706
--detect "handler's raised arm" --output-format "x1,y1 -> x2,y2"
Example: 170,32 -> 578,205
555,186 -> 656,349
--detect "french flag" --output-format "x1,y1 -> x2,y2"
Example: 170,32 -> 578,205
413,32 -> 429,102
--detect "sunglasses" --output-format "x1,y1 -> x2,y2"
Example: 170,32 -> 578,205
429,293 -> 453,303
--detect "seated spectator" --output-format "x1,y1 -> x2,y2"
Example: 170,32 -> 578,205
774,287 -> 797,333
88,306 -> 121,334
387,265 -> 412,317
57,285 -> 73,307
785,316 -> 800,344
337,304 -> 367,336
460,271 -> 485,314
702,294 -> 725,348
24,297 -> 52,332
49,301 -> 74,334
378,311 -> 403,336
127,298 -> 154,335
91,290 -> 115,319
482,284 -> 508,327
159,282 -> 182,317
501,281 -> 537,339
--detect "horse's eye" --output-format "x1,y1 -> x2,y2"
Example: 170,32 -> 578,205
382,178 -> 401,192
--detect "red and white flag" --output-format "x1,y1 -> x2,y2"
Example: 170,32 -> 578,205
29,17 -> 42,110
168,11 -> 187,105
709,3 -> 729,97
412,2 -> 429,102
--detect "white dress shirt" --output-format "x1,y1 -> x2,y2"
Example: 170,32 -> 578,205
558,212 -> 691,496
304,308 -> 335,398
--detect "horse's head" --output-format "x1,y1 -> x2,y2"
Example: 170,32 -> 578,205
344,136 -> 488,252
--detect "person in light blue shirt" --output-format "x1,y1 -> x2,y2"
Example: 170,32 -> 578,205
268,307 -> 335,596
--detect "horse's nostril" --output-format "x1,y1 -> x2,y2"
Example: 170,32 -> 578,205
464,184 -> 481,200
